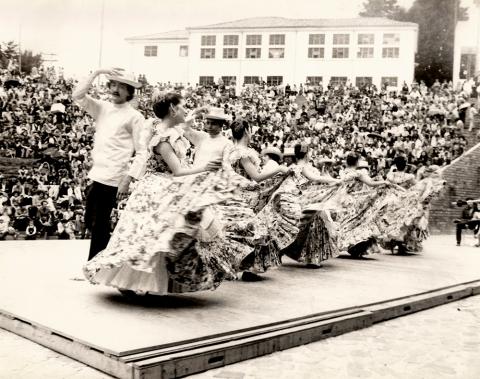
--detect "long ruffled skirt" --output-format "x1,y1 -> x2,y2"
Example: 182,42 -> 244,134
83,171 -> 240,294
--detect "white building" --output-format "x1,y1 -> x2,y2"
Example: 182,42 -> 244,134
453,0 -> 480,85
126,30 -> 189,85
126,17 -> 418,88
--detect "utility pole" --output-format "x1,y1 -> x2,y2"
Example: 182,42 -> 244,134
99,0 -> 105,68
98,0 -> 105,86
18,23 -> 22,74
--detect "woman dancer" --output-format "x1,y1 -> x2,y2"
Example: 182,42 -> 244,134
273,143 -> 341,267
317,153 -> 393,258
83,93 -> 239,295
222,119 -> 289,279
377,163 -> 445,254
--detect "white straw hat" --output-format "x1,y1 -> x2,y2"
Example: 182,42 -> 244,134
106,71 -> 142,89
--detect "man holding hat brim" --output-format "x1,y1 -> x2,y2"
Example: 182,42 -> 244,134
183,107 -> 233,167
73,68 -> 148,260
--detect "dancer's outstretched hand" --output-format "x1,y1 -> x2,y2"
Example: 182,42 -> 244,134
95,67 -> 125,77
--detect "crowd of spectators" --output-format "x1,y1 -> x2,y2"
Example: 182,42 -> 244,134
0,66 -> 479,240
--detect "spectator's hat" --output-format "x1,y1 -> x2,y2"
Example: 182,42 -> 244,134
205,107 -> 231,121
106,71 -> 142,89
283,147 -> 295,157
261,147 -> 283,160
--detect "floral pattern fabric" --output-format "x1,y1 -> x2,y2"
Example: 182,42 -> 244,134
83,120 -> 240,294
260,163 -> 338,265
310,169 -> 388,255
375,174 -> 445,252
217,145 -> 285,272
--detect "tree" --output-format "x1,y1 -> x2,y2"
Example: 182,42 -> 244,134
20,50 -> 43,74
359,0 -> 470,85
407,0 -> 469,85
0,41 -> 19,69
359,0 -> 407,19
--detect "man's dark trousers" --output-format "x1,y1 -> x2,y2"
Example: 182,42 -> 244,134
84,181 -> 117,260
456,220 -> 480,245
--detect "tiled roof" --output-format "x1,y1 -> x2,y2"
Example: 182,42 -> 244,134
188,17 -> 417,30
125,30 -> 188,41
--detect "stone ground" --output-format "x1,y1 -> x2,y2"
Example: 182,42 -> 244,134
1,295 -> 480,379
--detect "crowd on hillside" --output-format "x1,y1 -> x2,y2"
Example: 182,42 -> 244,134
0,66 -> 479,240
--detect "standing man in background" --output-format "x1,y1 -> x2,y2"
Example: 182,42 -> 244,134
72,68 -> 147,260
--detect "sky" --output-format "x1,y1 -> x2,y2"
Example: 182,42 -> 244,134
0,0 -> 472,78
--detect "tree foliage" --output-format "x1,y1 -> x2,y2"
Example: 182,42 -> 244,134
0,41 -> 43,74
20,50 -> 43,75
0,41 -> 19,69
359,0 -> 470,85
359,0 -> 406,19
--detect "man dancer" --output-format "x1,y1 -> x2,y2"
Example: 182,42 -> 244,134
73,68 -> 147,260
183,107 -> 232,165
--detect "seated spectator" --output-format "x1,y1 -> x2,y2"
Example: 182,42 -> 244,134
453,199 -> 480,246
0,209 -> 17,240
25,219 -> 37,240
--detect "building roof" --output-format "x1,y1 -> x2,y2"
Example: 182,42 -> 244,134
125,30 -> 188,42
187,17 -> 417,30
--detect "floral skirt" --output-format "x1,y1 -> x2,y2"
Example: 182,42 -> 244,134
83,171 -> 239,294
214,187 -> 278,274
312,185 -> 387,254
282,209 -> 339,266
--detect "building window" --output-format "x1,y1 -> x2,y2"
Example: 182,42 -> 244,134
308,47 -> 324,58
246,48 -> 261,58
244,76 -> 260,85
179,45 -> 188,57
267,76 -> 283,86
330,76 -> 348,86
357,47 -> 374,58
144,46 -> 157,57
309,34 -> 325,45
201,35 -> 216,46
382,47 -> 399,58
223,35 -> 239,46
221,76 -> 236,85
269,48 -> 285,58
306,76 -> 323,85
269,34 -> 285,45
381,76 -> 398,87
383,33 -> 400,45
199,76 -> 214,86
358,33 -> 374,45
223,48 -> 238,59
333,34 -> 350,45
332,47 -> 349,58
200,48 -> 216,59
246,34 -> 262,45
356,77 -> 373,87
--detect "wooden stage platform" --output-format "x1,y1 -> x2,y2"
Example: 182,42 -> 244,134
1,236 -> 480,378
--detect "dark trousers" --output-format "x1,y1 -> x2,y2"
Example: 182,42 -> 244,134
456,220 -> 480,244
84,181 -> 117,261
